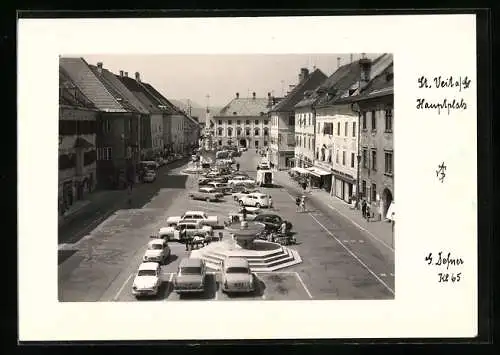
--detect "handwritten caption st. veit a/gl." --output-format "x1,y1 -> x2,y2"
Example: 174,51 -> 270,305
425,251 -> 464,283
416,75 -> 471,115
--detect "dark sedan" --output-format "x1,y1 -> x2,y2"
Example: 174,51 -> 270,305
253,214 -> 292,232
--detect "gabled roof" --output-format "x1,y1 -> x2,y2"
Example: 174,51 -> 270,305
59,57 -> 129,113
218,98 -> 269,117
93,67 -> 150,115
59,66 -> 96,109
295,63 -> 353,109
117,76 -> 163,114
270,69 -> 327,112
316,54 -> 392,107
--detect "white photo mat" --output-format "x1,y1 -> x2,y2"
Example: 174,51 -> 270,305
18,15 -> 477,340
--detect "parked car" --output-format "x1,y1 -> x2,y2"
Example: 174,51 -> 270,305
159,221 -> 213,241
232,188 -> 260,201
166,210 -> 219,227
198,177 -> 214,186
143,238 -> 171,264
143,170 -> 157,183
189,187 -> 224,202
253,213 -> 292,232
173,258 -> 207,294
228,175 -> 256,186
228,206 -> 262,222
256,170 -> 273,186
238,192 -> 270,208
132,262 -> 162,298
221,257 -> 255,293
206,181 -> 231,194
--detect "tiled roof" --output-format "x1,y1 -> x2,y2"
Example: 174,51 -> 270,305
59,57 -> 128,112
140,83 -> 179,115
218,97 -> 269,117
59,66 -> 96,109
96,67 -> 151,115
270,69 -> 328,112
117,76 -> 163,114
88,65 -> 139,113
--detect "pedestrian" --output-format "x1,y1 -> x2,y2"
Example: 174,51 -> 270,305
300,195 -> 306,212
301,181 -> 307,192
181,227 -> 189,251
280,221 -> 287,235
366,204 -> 371,222
295,196 -> 301,212
218,231 -> 224,242
361,199 -> 367,218
268,195 -> 273,209
241,206 -> 247,221
236,163 -> 240,171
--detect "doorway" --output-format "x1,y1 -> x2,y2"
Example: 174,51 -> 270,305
382,188 -> 393,218
239,139 -> 247,148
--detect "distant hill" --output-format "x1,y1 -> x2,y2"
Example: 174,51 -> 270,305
170,99 -> 222,123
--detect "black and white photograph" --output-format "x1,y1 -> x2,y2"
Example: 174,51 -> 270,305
18,15 -> 478,341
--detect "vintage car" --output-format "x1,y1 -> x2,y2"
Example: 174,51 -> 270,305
166,211 -> 219,227
253,213 -> 292,232
232,188 -> 260,201
173,258 -> 207,294
228,206 -> 262,222
238,192 -> 270,208
132,262 -> 162,298
206,181 -> 231,194
198,177 -> 213,186
255,170 -> 273,187
221,257 -> 255,293
188,187 -> 224,202
143,238 -> 171,264
143,170 -> 157,183
158,221 -> 213,241
228,175 -> 256,186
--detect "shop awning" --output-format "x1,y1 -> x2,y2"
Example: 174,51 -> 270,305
307,167 -> 331,177
291,167 -> 309,174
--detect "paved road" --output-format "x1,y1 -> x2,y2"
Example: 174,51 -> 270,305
58,150 -> 394,301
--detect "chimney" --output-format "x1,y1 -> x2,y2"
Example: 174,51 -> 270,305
236,92 -> 239,99
119,70 -> 124,77
298,68 -> 309,83
135,72 -> 141,82
337,57 -> 341,69
97,62 -> 103,74
267,92 -> 272,107
252,92 -> 256,99
124,72 -> 128,77
359,58 -> 373,90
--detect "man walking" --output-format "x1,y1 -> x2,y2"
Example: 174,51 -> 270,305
268,195 -> 273,209
295,196 -> 301,212
236,162 -> 240,171
241,206 -> 247,221
300,195 -> 306,212
361,199 -> 367,218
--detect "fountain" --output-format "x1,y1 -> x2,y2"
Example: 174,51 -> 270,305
189,220 -> 302,272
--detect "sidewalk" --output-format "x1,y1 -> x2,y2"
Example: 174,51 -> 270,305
273,170 -> 394,250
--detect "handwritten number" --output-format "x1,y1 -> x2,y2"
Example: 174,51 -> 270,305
425,252 -> 433,265
456,273 -> 461,282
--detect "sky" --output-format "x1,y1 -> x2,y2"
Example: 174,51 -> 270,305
82,54 -> 381,107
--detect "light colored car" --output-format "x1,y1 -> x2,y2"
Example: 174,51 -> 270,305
238,192 -> 270,208
221,257 -> 254,293
132,262 -> 162,298
228,175 -> 256,186
159,221 -> 213,241
166,211 -> 219,227
206,181 -> 231,194
143,170 -> 157,183
173,258 -> 207,294
189,187 -> 224,202
228,206 -> 262,222
232,188 -> 260,201
143,238 -> 171,264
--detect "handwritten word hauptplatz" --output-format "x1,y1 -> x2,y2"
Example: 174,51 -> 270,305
417,75 -> 472,92
416,98 -> 467,115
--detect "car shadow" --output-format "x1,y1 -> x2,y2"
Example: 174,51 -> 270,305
222,274 -> 266,298
163,254 -> 179,265
178,274 -> 217,300
135,281 -> 173,301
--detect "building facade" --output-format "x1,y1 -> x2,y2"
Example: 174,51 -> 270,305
293,99 -> 316,168
357,62 -> 394,220
269,68 -> 327,170
60,58 -> 141,190
59,66 -> 98,217
213,92 -> 271,150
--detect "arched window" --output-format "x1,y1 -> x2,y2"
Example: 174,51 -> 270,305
227,127 -> 233,137
264,127 -> 269,136
236,127 -> 242,136
254,128 -> 260,136
246,128 -> 250,136
218,128 -> 223,136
